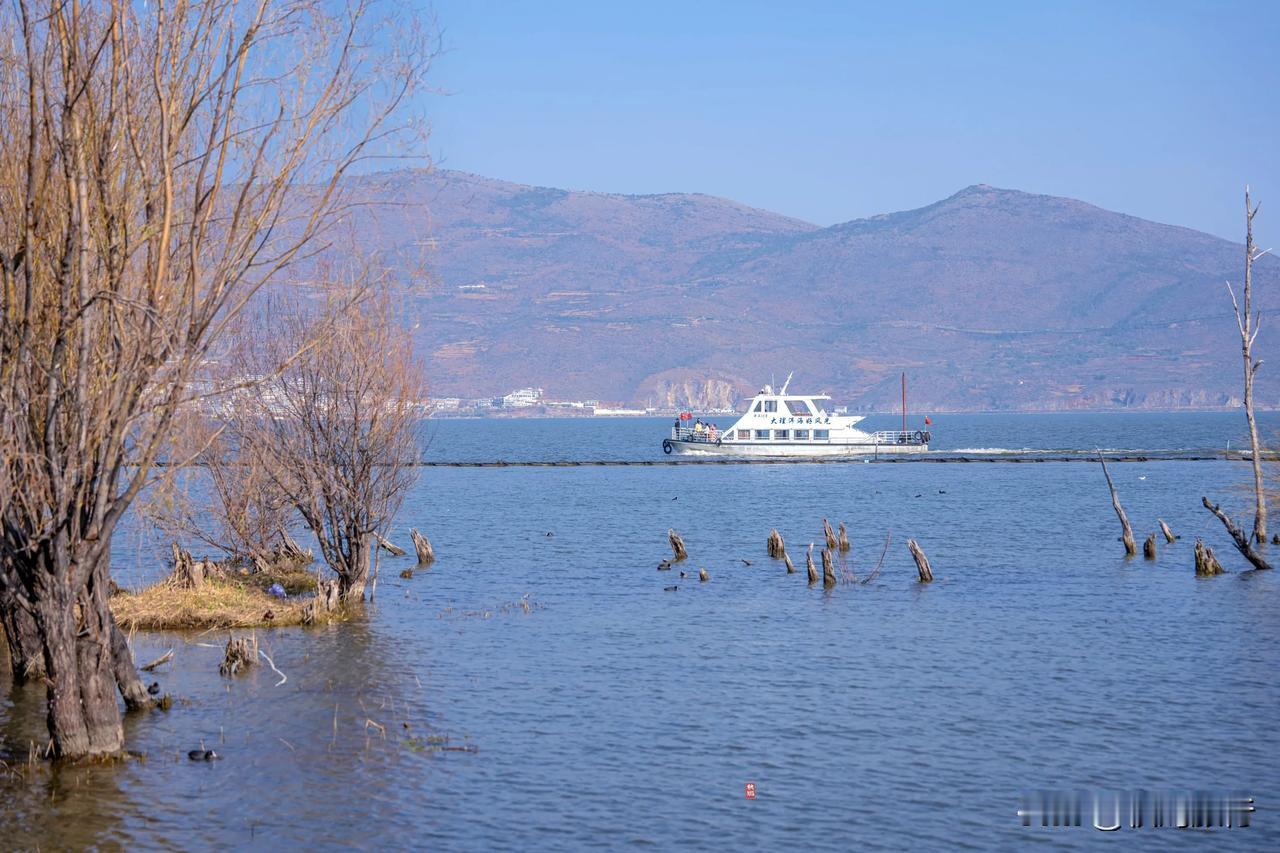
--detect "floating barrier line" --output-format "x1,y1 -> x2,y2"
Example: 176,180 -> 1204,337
408,454 -> 1241,468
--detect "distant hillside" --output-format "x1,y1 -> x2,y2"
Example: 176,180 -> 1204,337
342,169 -> 1280,411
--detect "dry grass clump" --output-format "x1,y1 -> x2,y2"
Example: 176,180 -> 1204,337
111,575 -> 313,630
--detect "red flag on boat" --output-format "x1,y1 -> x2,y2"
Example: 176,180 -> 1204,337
924,416 -> 932,425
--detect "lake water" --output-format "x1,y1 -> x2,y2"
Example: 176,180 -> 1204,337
3,413 -> 1280,850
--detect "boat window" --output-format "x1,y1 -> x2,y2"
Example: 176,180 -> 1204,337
753,401 -> 762,413
754,430 -> 769,440
794,429 -> 809,440
737,430 -> 750,440
785,399 -> 812,416
814,429 -> 829,440
763,400 -> 777,413
774,430 -> 789,440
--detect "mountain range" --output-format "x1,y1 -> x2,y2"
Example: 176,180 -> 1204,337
341,168 -> 1280,411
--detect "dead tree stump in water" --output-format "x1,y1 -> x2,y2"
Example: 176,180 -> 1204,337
783,550 -> 796,574
668,529 -> 688,561
1143,534 -> 1157,560
374,532 -> 406,556
1098,455 -> 1137,556
303,579 -> 342,625
409,529 -> 435,565
822,518 -> 838,550
1194,539 -> 1226,576
821,547 -> 836,588
219,635 -> 258,677
767,529 -> 785,558
806,543 -> 818,585
1158,520 -> 1177,543
1201,497 -> 1273,570
907,539 -> 934,583
838,522 -> 851,553
699,568 -> 709,583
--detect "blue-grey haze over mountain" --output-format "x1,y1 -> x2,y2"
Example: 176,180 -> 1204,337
422,0 -> 1279,244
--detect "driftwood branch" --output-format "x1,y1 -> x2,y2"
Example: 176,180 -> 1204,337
373,532 -> 406,556
139,649 -> 174,672
783,550 -> 796,574
1158,519 -> 1177,543
1098,455 -> 1136,556
1201,496 -> 1273,570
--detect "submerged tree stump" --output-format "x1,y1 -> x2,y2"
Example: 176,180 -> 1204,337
219,634 -> 258,677
1158,520 -> 1177,544
302,579 -> 342,625
1143,534 -> 1157,560
767,529 -> 785,558
1194,539 -> 1225,576
821,547 -> 836,588
1098,455 -> 1137,556
374,532 -> 406,556
907,539 -> 934,583
838,522 -> 851,553
822,518 -> 838,550
410,529 -> 435,565
783,550 -> 796,574
806,543 -> 818,585
699,568 -> 709,582
668,529 -> 688,561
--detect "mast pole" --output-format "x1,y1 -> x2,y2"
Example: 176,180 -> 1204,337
901,372 -> 906,434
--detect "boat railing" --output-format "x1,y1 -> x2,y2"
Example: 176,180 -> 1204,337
872,430 -> 931,445
671,426 -> 720,442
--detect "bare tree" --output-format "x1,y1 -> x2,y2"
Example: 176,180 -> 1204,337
1205,188 -> 1273,563
146,409 -> 297,570
1223,188 -> 1271,543
226,281 -> 424,603
0,0 -> 433,758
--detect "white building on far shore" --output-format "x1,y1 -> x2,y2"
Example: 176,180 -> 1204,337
501,387 -> 544,408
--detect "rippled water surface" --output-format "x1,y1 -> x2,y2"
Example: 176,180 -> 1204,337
3,414 -> 1280,850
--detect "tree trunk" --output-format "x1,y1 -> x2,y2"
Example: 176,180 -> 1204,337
806,543 -> 818,585
31,555 -> 125,758
1158,519 -> 1177,543
1240,190 -> 1267,542
336,534 -> 373,601
1,589 -> 45,684
1098,455 -> 1136,556
1202,496 -> 1273,570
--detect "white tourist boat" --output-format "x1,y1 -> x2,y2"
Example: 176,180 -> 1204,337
661,374 -> 930,457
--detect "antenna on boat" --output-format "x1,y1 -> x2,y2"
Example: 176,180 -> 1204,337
901,372 -> 907,434
780,371 -> 793,395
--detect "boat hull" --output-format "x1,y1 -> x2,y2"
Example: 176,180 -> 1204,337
662,438 -> 928,457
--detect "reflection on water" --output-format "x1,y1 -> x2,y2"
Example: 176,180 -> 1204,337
3,415 -> 1280,850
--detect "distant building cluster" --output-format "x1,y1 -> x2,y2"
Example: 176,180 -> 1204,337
427,387 -> 674,418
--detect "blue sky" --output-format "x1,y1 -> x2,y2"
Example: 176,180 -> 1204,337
422,0 -> 1279,242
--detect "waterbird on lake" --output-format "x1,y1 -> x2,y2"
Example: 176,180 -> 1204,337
679,571 -> 688,578
658,560 -> 673,571
663,585 -> 678,592
188,749 -> 219,761
147,682 -> 160,695
741,559 -> 752,566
